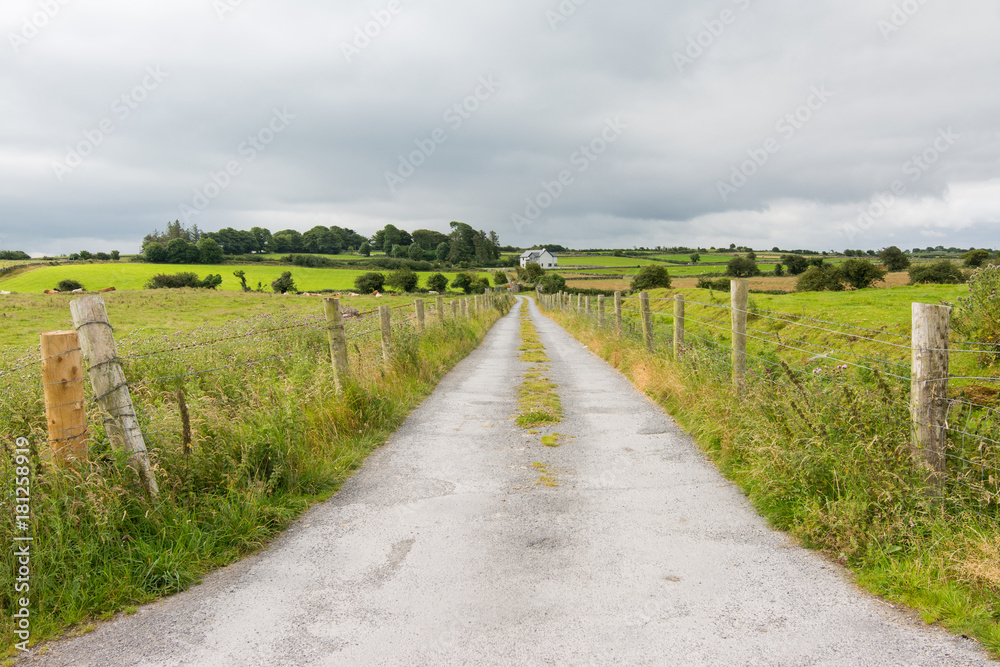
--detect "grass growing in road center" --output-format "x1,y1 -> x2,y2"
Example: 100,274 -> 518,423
515,307 -> 562,429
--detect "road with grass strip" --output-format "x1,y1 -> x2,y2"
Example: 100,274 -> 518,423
21,297 -> 995,665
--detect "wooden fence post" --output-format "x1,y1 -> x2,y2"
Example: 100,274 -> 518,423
415,299 -> 425,333
379,305 -> 392,362
577,294 -> 582,311
640,291 -> 654,351
731,279 -> 748,387
614,291 -> 623,335
585,295 -> 592,316
471,296 -> 478,317
461,298 -> 468,319
437,296 -> 445,323
323,298 -> 350,394
673,294 -> 685,358
451,300 -> 458,318
598,295 -> 606,328
70,296 -> 158,497
911,303 -> 950,497
40,330 -> 87,463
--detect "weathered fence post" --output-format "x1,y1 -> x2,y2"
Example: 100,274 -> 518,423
673,294 -> 685,358
461,298 -> 468,319
70,296 -> 158,497
471,296 -> 478,317
577,294 -> 582,311
379,305 -> 392,362
911,303 -> 950,498
451,300 -> 458,318
731,279 -> 748,387
437,296 -> 445,323
640,291 -> 654,351
415,299 -> 425,333
40,330 -> 87,462
585,295 -> 592,316
323,298 -> 350,394
598,295 -> 606,328
614,291 -> 623,335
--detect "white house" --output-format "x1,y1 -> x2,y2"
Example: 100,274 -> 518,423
519,249 -> 558,269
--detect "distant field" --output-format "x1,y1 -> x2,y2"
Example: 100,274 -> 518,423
0,263 -> 491,294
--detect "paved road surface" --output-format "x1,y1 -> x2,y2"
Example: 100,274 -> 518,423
22,297 -> 995,666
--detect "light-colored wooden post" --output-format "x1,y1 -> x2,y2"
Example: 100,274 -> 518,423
640,291 -> 654,351
598,295 -> 606,328
40,330 -> 87,463
576,294 -> 582,311
471,296 -> 478,317
415,299 -> 425,333
585,295 -> 592,316
437,296 -> 445,323
379,305 -> 392,362
461,298 -> 468,319
451,300 -> 458,318
911,303 -> 950,497
731,279 -> 749,387
323,298 -> 349,394
673,294 -> 685,358
70,296 -> 158,497
614,291 -> 623,335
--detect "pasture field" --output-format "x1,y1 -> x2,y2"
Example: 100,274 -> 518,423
0,262 -> 491,296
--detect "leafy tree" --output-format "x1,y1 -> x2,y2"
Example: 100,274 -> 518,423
780,254 -> 809,275
412,229 -> 449,251
435,242 -> 449,262
144,242 -> 167,263
470,276 -> 490,294
56,279 -> 84,292
109,250 -> 120,260
426,273 -> 448,292
233,270 -> 250,292
746,251 -> 757,261
354,272 -> 385,293
451,272 -> 474,293
386,267 -> 418,292
908,261 -> 964,284
774,263 -> 784,277
690,253 -> 700,263
359,241 -> 371,256
303,226 -> 341,254
796,266 -> 844,292
523,262 -> 545,281
631,265 -> 672,291
250,226 -> 272,253
271,271 -> 296,294
78,250 -> 93,260
407,244 -> 425,261
807,257 -> 825,268
726,256 -> 761,278
197,237 -> 224,264
270,229 -> 304,253
391,244 -> 406,259
538,273 -> 566,294
166,238 -> 199,264
963,249 -> 991,268
93,252 -> 110,260
953,265 -> 1000,365
493,271 -> 509,286
878,246 -> 910,271
839,258 -> 887,289
200,274 -> 223,289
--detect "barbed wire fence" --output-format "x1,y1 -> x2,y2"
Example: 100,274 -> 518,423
537,283 -> 1000,523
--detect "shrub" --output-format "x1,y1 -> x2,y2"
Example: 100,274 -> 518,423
386,267 -> 418,292
839,258 -> 887,289
780,254 -> 809,275
471,276 -> 490,294
878,246 -> 910,271
426,273 -> 448,292
796,266 -> 844,292
963,249 -> 991,268
630,265 -> 671,291
523,262 -> 545,281
725,257 -> 761,278
451,272 -> 473,293
952,264 -> 1000,365
908,260 -> 964,284
197,238 -> 224,264
354,271 -> 385,293
271,271 -> 296,294
774,263 -> 784,277
146,273 -> 222,289
696,277 -> 730,290
358,241 -> 371,256
56,279 -> 84,292
144,242 -> 167,263
537,273 -> 566,294
493,271 -> 509,286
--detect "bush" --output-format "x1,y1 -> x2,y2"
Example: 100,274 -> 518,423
963,249 -> 991,268
908,260 -> 964,284
358,241 -> 371,256
426,273 -> 448,292
696,276 -> 731,290
725,257 -> 761,278
953,265 -> 1000,365
197,238 -> 224,264
537,273 -> 566,294
146,273 -> 222,289
630,265 -> 671,291
780,254 -> 809,275
523,262 -> 545,281
287,254 -> 337,268
839,258 -> 887,290
796,266 -> 844,292
144,242 -> 168,263
271,271 -> 296,294
354,272 -> 385,293
56,279 -> 84,292
386,267 -> 418,292
493,271 -> 509,286
878,246 -> 910,271
0,250 -> 30,260
451,272 -> 474,293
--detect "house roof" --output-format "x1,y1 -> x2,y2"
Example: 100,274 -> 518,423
520,249 -> 556,259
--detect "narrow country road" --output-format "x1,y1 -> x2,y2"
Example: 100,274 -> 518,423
23,297 -> 995,666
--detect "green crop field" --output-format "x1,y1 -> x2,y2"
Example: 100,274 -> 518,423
0,262 -> 489,295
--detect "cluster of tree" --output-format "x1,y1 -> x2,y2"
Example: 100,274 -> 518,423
630,265 -> 672,291
144,237 -> 225,265
908,261 -> 965,285
796,259 -> 887,292
370,221 -> 504,266
843,249 -> 877,257
66,250 -> 120,261
963,249 -> 993,268
146,272 -> 223,290
0,250 -> 30,260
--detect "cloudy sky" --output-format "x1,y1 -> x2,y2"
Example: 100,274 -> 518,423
1,0 -> 998,255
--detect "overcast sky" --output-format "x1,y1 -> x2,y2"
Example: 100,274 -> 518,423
1,0 -> 998,255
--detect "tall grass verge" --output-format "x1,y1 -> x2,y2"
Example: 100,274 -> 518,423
546,307 -> 1000,657
1,297 -> 511,654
